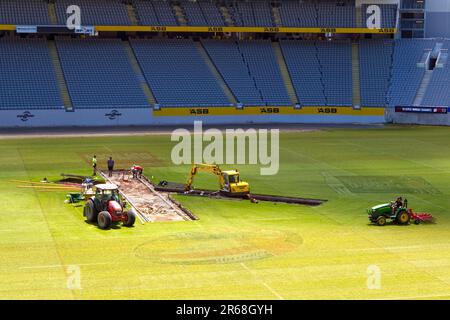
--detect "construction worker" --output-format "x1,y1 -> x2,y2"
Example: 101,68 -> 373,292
92,155 -> 97,176
107,157 -> 115,177
131,165 -> 143,179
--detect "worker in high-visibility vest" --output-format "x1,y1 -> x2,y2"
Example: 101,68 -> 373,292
92,155 -> 97,176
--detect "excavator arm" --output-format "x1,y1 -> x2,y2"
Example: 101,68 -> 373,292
184,163 -> 223,191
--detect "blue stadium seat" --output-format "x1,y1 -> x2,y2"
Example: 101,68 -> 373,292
387,39 -> 436,106
422,40 -> 450,106
0,0 -> 50,25
360,39 -> 393,107
134,0 -> 178,26
130,38 -> 230,107
203,39 -> 290,106
56,38 -> 149,108
0,38 -> 63,110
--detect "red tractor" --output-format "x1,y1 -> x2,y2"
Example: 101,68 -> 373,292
83,184 -> 135,229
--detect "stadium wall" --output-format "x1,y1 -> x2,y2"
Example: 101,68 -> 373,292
0,107 -> 385,127
425,0 -> 450,38
385,107 -> 450,125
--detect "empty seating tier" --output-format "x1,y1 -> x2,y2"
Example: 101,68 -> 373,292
130,38 -> 230,107
0,38 -> 63,110
56,38 -> 148,108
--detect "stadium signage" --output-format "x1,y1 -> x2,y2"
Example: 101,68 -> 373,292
92,25 -> 397,34
105,110 -> 122,120
16,25 -> 37,33
150,26 -> 167,32
318,107 -> 338,114
395,106 -> 448,114
189,108 -> 209,115
153,106 -> 385,117
208,27 -> 224,32
16,111 -> 35,122
260,107 -> 280,114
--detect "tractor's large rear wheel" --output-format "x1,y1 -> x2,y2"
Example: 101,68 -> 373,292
98,211 -> 112,229
84,200 -> 98,223
396,211 -> 411,225
123,210 -> 136,227
377,216 -> 387,226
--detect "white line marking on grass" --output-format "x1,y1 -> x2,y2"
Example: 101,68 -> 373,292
20,262 -> 109,270
240,262 -> 284,300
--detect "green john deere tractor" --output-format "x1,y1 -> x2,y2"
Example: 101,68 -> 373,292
368,199 -> 411,226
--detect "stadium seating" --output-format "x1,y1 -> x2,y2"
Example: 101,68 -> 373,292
56,38 -> 148,108
280,40 -> 326,106
359,39 -> 394,107
279,1 -> 316,27
387,39 -> 436,106
130,38 -> 230,107
134,0 -> 178,26
316,41 -> 353,106
0,38 -> 63,110
318,2 -> 356,28
280,40 -> 353,106
0,0 -> 50,25
422,40 -> 450,106
0,0 -> 399,29
55,0 -> 131,25
203,39 -> 290,106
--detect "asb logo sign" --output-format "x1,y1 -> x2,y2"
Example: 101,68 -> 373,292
105,110 -> 122,120
17,111 -> 35,122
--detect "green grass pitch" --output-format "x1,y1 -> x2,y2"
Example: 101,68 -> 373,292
1,125 -> 450,300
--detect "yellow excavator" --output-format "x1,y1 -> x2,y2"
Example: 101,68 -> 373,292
184,163 -> 250,196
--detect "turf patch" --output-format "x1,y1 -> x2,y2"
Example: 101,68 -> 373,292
336,176 -> 440,194
134,230 -> 303,265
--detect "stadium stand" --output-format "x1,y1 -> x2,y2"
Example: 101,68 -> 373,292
56,38 -> 148,108
387,39 -> 436,106
55,0 -> 131,25
280,40 -> 352,106
422,40 -> 450,106
180,0 -> 209,26
359,39 -> 394,107
202,39 -> 290,106
316,41 -> 353,106
0,0 -> 50,25
280,40 -> 326,106
134,0 -> 178,26
318,2 -> 356,28
130,38 -> 230,107
0,37 -> 63,110
0,0 -> 398,29
197,0 -> 227,26
280,1 -> 316,27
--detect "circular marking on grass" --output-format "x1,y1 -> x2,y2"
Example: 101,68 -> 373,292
134,229 -> 303,265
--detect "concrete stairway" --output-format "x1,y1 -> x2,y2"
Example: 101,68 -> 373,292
272,42 -> 298,105
126,2 -> 139,26
48,1 -> 58,25
271,5 -> 282,27
173,3 -> 188,26
48,40 -> 73,111
355,4 -> 363,28
352,43 -> 361,107
219,5 -> 234,26
197,42 -> 237,105
123,41 -> 157,106
413,70 -> 433,106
